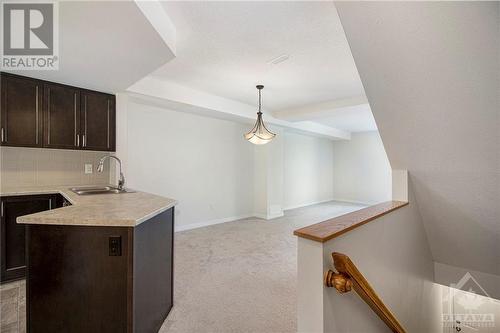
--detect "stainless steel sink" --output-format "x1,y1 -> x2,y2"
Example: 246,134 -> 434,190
70,186 -> 134,195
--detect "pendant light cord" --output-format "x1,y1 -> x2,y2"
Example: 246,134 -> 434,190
258,88 -> 262,114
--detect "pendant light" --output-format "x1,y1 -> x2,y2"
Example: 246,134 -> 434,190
244,85 -> 276,145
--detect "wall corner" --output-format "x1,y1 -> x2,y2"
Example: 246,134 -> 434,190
392,169 -> 408,202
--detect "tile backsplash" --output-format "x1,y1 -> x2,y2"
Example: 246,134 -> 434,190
0,147 -> 114,188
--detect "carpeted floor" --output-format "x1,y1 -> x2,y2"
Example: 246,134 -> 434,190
159,201 -> 365,333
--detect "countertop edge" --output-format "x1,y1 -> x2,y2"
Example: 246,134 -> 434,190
2,186 -> 177,227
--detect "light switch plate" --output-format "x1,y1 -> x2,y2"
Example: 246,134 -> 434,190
84,164 -> 93,174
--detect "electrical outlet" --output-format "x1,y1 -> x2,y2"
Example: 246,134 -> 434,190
84,164 -> 93,174
109,236 -> 122,256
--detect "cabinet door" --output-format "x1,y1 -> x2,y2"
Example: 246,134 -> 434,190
43,83 -> 81,149
0,73 -> 43,147
0,195 -> 56,282
80,90 -> 115,151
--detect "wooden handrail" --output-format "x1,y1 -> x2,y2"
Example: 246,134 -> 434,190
294,201 -> 408,243
324,252 -> 406,333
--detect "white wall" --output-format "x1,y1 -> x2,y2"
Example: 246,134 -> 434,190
118,97 -> 388,230
125,100 -> 255,231
332,131 -> 392,205
335,1 -> 500,276
297,179 -> 443,332
253,126 -> 285,219
321,196 -> 442,332
284,132 -> 335,210
435,262 -> 500,301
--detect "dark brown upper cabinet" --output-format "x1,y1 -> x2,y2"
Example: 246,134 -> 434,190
80,90 -> 115,151
43,83 -> 81,150
0,72 -> 115,151
0,73 -> 43,147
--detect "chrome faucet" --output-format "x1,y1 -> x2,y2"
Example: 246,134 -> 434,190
97,155 -> 125,190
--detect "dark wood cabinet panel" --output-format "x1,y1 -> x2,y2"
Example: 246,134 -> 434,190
0,74 -> 43,147
81,90 -> 115,151
43,83 -> 81,149
133,207 -> 174,333
27,225 -> 131,333
0,72 -> 116,152
26,207 -> 174,332
0,194 -> 61,283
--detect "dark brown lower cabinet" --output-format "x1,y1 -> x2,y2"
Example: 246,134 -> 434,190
26,207 -> 174,333
0,194 -> 63,283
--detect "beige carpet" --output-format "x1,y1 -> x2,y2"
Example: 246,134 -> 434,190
159,201 -> 365,333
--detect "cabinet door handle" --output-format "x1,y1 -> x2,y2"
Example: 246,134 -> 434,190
1,201 -> 4,218
83,95 -> 87,148
107,99 -> 110,149
36,85 -> 39,144
46,87 -> 51,145
1,127 -> 5,143
74,92 -> 78,147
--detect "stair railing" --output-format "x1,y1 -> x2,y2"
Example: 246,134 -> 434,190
324,252 -> 406,333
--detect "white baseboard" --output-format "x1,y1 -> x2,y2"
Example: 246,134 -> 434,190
284,198 -> 336,211
176,210 -> 289,232
175,199 -> 373,232
254,212 -> 284,220
268,211 -> 284,219
332,198 -> 374,206
175,214 -> 254,232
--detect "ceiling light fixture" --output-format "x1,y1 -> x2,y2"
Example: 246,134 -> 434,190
244,85 -> 276,145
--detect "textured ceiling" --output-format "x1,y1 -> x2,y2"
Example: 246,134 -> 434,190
153,1 -> 365,112
312,104 -> 378,132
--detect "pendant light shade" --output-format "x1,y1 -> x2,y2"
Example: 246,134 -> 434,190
244,85 -> 276,145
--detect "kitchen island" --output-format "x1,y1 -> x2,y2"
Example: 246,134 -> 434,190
5,186 -> 176,333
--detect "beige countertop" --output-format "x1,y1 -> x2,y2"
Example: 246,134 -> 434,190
0,186 -> 177,227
